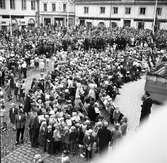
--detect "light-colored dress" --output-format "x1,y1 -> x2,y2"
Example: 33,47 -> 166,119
88,83 -> 97,100
39,59 -> 45,71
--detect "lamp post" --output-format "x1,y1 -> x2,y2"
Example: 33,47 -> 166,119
9,12 -> 12,36
153,0 -> 158,34
36,0 -> 40,27
66,0 -> 69,28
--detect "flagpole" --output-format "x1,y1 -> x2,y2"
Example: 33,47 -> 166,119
153,0 -> 158,34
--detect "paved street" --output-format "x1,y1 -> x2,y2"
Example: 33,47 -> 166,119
114,76 -> 145,131
115,75 -> 159,131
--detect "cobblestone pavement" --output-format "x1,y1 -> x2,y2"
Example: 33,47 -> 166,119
1,142 -> 86,163
1,60 -> 87,163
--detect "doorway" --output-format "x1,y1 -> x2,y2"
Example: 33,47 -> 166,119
124,20 -> 131,27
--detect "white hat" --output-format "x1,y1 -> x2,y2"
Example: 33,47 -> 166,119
34,154 -> 41,160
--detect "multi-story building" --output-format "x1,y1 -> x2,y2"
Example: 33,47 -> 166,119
75,0 -> 167,30
40,0 -> 75,27
0,0 -> 38,30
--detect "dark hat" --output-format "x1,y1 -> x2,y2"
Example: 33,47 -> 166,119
145,91 -> 150,97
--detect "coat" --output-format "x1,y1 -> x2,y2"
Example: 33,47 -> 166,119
140,97 -> 152,122
24,95 -> 31,113
15,113 -> 26,129
97,127 -> 112,151
9,107 -> 18,124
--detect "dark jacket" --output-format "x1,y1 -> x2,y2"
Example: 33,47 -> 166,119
140,97 -> 152,121
97,127 -> 112,150
15,113 -> 26,129
9,107 -> 18,124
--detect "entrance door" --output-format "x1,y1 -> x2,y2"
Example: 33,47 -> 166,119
80,19 -> 85,26
124,20 -> 131,27
54,18 -> 64,27
44,18 -> 51,26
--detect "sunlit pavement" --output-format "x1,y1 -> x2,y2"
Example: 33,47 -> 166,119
114,75 -> 159,131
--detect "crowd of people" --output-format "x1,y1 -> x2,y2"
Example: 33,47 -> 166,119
0,25 -> 167,162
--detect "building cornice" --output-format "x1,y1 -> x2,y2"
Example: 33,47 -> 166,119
75,0 -> 167,6
78,16 -> 167,22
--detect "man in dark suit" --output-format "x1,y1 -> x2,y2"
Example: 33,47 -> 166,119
97,121 -> 112,153
140,92 -> 153,124
15,106 -> 26,145
30,114 -> 40,148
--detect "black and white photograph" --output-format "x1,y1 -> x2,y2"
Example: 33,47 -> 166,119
0,0 -> 167,163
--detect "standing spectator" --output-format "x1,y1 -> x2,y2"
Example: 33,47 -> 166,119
0,100 -> 6,130
83,129 -> 94,161
38,121 -> 47,150
30,113 -> 40,148
112,123 -> 122,146
22,61 -> 27,78
96,121 -> 112,153
9,103 -> 18,130
140,92 -> 153,124
15,106 -> 26,145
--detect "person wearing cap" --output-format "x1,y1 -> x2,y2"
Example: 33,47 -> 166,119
15,107 -> 26,145
96,121 -> 112,154
140,91 -> 153,124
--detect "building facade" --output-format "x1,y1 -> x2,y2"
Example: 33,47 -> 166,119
40,0 -> 75,27
0,0 -> 38,30
75,0 -> 167,30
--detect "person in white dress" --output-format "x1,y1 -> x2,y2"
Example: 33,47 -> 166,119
39,58 -> 45,72
88,81 -> 97,100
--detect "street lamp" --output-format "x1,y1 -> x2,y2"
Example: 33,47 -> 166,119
153,0 -> 158,34
36,0 -> 40,27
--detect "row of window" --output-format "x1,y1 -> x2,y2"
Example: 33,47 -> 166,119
43,3 -> 67,12
84,6 -> 162,16
0,0 -> 36,10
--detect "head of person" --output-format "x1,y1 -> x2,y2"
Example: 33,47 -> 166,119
103,121 -> 109,128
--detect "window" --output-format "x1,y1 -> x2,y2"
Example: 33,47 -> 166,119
84,7 -> 88,14
157,8 -> 162,16
113,7 -> 118,14
100,7 -> 105,14
31,0 -> 35,10
22,0 -> 26,10
0,0 -> 5,9
125,7 -> 131,14
52,3 -> 56,11
44,3 -> 47,11
140,7 -> 146,15
63,3 -> 66,12
10,0 -> 15,9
